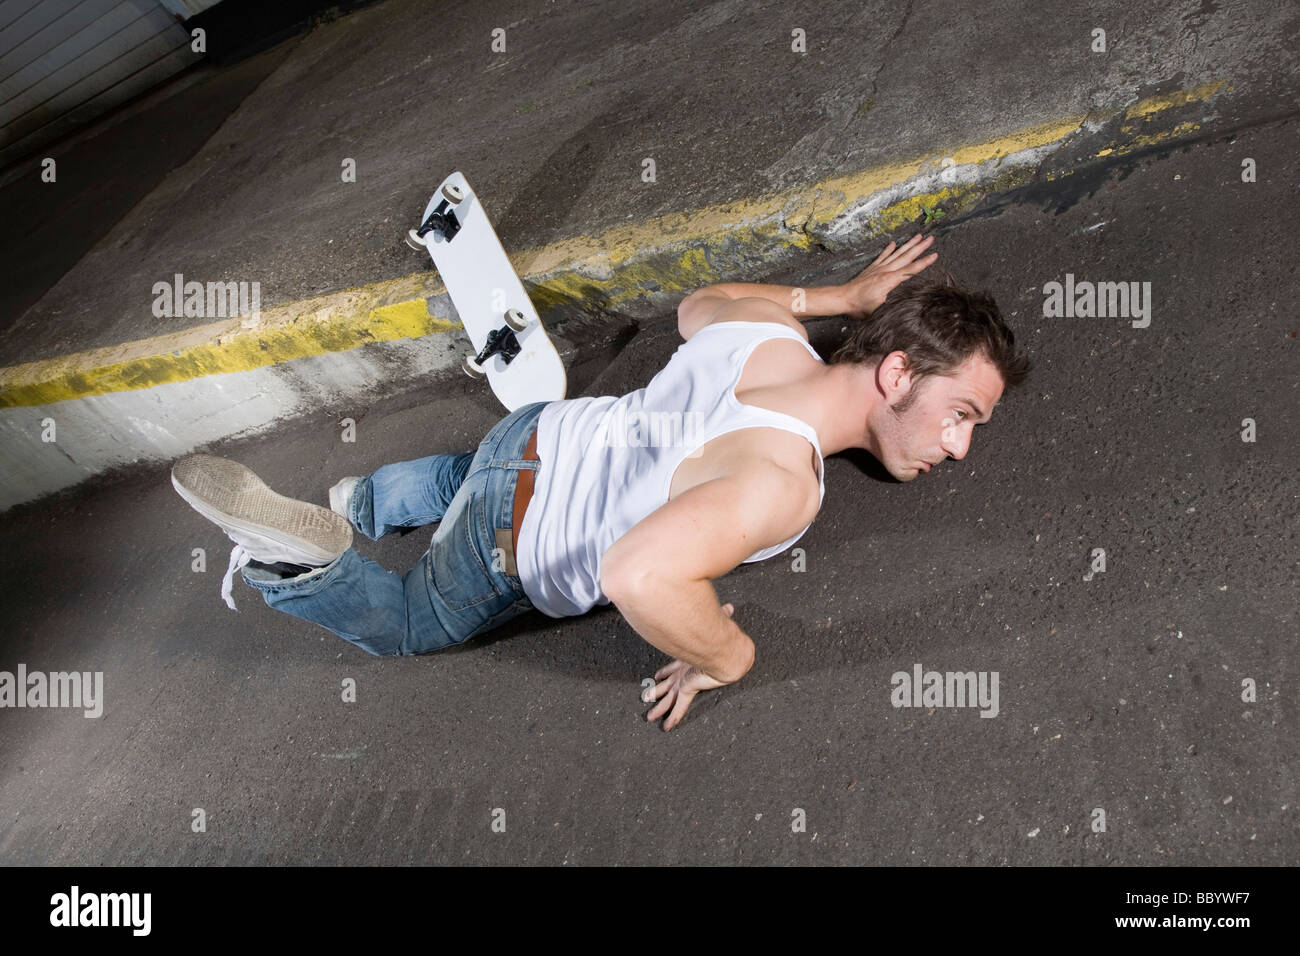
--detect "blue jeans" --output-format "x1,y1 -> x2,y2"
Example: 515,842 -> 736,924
240,401 -> 548,656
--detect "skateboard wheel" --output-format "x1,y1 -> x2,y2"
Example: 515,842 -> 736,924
462,354 -> 486,379
405,229 -> 427,250
442,183 -> 465,204
504,308 -> 531,332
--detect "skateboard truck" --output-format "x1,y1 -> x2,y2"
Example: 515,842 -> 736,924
406,183 -> 466,249
462,308 -> 532,378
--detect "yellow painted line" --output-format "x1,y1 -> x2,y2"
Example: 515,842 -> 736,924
0,278 -> 460,408
522,115 -> 1085,312
0,82 -> 1226,409
1096,121 -> 1203,159
518,115 -> 1085,280
1123,79 -> 1225,121
1099,80 -> 1224,157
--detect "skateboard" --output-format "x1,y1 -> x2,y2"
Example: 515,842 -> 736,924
406,171 -> 566,411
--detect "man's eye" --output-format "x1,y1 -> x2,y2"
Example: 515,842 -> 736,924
953,409 -> 967,422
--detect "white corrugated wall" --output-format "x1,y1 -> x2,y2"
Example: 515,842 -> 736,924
0,0 -> 212,168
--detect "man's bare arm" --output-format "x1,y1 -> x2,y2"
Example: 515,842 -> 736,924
677,233 -> 939,340
677,285 -> 846,341
600,463 -> 819,684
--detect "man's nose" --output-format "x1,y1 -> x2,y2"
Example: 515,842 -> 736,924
942,427 -> 971,460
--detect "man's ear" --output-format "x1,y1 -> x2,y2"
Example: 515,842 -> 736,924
876,350 -> 914,400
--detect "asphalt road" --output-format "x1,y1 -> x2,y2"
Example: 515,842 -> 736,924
0,103 -> 1295,863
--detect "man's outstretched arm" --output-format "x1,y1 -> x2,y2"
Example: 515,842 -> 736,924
678,233 -> 939,340
600,463 -> 819,729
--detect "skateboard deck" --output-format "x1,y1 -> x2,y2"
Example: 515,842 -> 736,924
407,171 -> 566,411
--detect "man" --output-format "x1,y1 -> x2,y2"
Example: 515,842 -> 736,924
172,232 -> 1030,731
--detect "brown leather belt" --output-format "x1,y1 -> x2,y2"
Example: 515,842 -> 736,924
511,428 -> 540,557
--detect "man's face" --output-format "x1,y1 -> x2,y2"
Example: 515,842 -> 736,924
874,353 -> 1005,481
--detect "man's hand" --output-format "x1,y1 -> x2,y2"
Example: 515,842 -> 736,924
840,233 -> 939,319
643,603 -> 740,732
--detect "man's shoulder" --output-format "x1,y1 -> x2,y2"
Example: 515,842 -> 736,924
689,298 -> 810,343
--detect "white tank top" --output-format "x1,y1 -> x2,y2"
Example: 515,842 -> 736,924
516,321 -> 826,618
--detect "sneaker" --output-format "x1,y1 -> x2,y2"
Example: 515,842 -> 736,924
328,476 -> 362,521
171,454 -> 353,610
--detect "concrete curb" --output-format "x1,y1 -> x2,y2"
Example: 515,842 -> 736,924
0,81 -> 1228,512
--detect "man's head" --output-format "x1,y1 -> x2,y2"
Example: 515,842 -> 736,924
830,266 -> 1031,480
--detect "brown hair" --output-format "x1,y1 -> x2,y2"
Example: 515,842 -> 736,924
830,266 -> 1032,398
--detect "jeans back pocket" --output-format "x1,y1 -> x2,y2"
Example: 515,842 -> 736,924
428,489 -> 506,612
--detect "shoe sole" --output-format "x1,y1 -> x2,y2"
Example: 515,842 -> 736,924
172,454 -> 352,565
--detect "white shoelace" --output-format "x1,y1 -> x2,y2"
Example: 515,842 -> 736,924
221,543 -> 332,608
223,545 -> 253,611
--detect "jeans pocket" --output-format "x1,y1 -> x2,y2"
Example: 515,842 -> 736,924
428,489 -> 506,612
